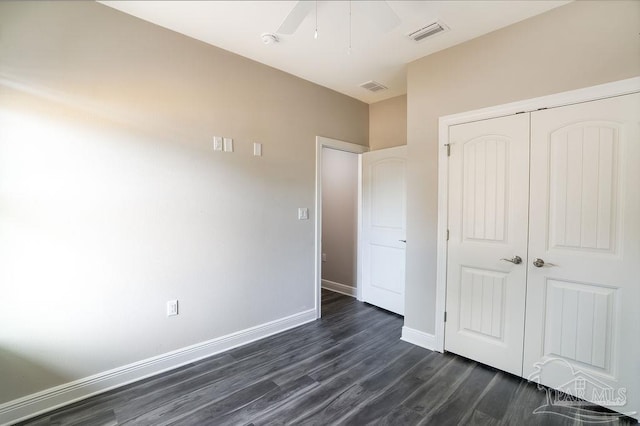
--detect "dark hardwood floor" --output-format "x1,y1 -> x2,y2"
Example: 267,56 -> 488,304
17,290 -> 636,425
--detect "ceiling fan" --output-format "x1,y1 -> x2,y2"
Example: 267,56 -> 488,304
276,1 -> 401,36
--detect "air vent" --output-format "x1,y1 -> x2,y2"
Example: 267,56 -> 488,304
407,21 -> 449,42
360,80 -> 388,93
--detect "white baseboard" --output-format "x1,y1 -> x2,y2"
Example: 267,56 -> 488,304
321,279 -> 356,298
401,326 -> 437,352
0,309 -> 317,426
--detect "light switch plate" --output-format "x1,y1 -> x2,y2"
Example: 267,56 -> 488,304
253,142 -> 262,157
213,136 -> 223,151
166,300 -> 178,316
223,137 -> 233,152
298,208 -> 309,220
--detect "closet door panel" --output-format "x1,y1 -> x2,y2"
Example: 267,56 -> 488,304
445,113 -> 529,376
524,92 -> 640,417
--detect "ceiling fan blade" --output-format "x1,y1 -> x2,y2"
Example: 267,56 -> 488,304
277,1 -> 315,35
367,1 -> 401,33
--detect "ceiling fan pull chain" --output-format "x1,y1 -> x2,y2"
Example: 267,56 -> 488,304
348,0 -> 352,54
314,0 -> 318,39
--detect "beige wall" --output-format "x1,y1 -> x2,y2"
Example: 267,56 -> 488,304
321,148 -> 358,288
405,0 -> 640,335
369,95 -> 407,150
0,1 -> 368,404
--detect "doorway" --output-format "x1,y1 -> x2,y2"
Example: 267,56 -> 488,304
321,147 -> 359,298
314,136 -> 367,318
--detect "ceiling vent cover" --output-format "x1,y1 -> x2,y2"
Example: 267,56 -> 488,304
407,21 -> 449,42
360,80 -> 388,92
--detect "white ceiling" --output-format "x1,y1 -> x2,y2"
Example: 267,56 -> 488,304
100,1 -> 569,104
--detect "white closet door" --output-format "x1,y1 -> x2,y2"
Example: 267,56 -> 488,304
445,114 -> 529,376
361,145 -> 407,315
524,93 -> 640,416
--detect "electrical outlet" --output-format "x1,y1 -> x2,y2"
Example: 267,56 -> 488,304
167,300 -> 178,317
298,208 -> 309,220
322,253 -> 327,262
253,142 -> 262,156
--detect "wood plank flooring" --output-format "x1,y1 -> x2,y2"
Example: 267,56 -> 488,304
17,290 -> 637,425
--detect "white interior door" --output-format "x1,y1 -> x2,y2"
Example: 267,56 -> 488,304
445,114 -> 530,376
524,93 -> 640,416
361,146 -> 407,315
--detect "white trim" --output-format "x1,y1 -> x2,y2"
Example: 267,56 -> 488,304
315,136 -> 368,318
356,154 -> 363,301
0,309 -> 316,426
435,77 -> 640,353
401,326 -> 436,351
434,122 -> 449,353
439,76 -> 640,128
322,279 -> 357,297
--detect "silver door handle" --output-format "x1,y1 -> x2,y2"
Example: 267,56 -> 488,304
532,258 -> 557,267
399,239 -> 406,243
501,256 -> 522,264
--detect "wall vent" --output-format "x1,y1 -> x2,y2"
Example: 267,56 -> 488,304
407,21 -> 449,42
360,80 -> 388,92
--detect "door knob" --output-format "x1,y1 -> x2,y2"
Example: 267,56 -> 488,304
533,258 -> 545,267
501,256 -> 522,264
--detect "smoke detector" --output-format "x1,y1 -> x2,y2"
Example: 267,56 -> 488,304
261,33 -> 279,45
407,20 -> 449,42
359,80 -> 388,93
